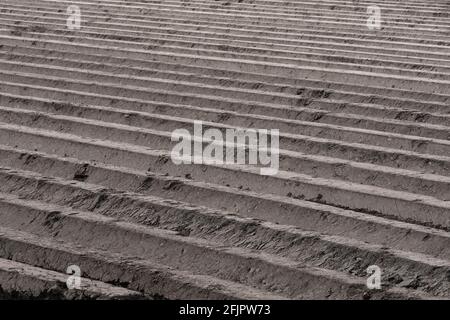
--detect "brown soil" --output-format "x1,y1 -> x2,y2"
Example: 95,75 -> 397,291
0,0 -> 448,300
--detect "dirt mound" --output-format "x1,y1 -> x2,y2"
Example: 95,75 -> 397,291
0,0 -> 448,299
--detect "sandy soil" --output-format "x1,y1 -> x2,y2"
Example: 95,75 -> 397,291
0,0 -> 448,299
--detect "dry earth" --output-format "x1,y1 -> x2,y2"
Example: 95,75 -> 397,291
0,0 -> 449,299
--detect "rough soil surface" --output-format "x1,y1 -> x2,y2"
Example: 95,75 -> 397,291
0,0 -> 448,299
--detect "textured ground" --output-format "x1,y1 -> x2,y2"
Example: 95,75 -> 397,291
0,0 -> 449,299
